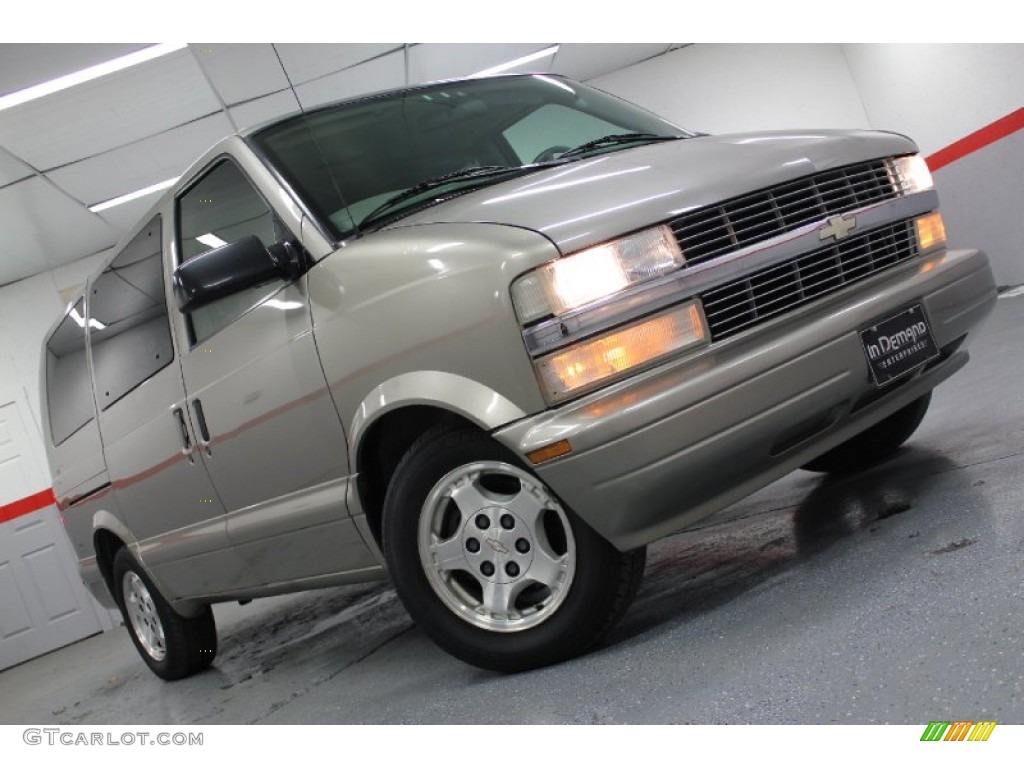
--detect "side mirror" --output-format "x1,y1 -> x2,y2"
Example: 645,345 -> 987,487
266,240 -> 304,282
173,235 -> 305,313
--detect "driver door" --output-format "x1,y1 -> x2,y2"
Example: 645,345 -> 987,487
170,158 -> 375,591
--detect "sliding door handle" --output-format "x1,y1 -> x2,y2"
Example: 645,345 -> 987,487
191,399 -> 213,457
172,407 -> 194,463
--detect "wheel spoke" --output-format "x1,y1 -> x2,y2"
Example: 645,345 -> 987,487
527,547 -> 569,589
481,579 -> 519,618
448,478 -> 491,519
429,535 -> 467,573
504,485 -> 546,529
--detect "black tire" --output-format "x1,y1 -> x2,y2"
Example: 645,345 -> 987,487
383,423 -> 645,673
112,548 -> 217,680
802,392 -> 932,474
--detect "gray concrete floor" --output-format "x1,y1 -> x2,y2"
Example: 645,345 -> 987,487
2,295 -> 1022,725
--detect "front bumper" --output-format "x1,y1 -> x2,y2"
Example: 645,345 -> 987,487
494,247 -> 997,551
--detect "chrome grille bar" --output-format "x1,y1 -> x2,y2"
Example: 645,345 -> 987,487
701,220 -> 917,340
672,159 -> 900,265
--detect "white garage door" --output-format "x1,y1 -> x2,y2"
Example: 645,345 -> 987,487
0,396 -> 109,671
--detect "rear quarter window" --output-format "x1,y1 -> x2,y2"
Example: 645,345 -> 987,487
88,216 -> 174,410
45,296 -> 93,445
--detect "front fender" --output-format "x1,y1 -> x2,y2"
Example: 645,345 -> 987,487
309,222 -> 558,465
349,371 -> 527,468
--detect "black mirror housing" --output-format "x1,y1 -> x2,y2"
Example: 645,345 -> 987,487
173,235 -> 303,313
267,240 -> 304,282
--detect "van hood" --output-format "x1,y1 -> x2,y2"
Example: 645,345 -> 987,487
387,129 -> 918,255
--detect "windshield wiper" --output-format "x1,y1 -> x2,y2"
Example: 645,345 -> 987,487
358,165 -> 527,230
557,132 -> 682,159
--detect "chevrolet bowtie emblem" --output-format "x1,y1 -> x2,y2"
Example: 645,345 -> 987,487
485,537 -> 509,554
819,214 -> 857,242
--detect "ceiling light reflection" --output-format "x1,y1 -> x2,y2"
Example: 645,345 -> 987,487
0,43 -> 188,113
89,177 -> 179,213
471,46 -> 560,77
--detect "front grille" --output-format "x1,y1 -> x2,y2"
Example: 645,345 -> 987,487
701,220 -> 918,341
670,159 -> 900,265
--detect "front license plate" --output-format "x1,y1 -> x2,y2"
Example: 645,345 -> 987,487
860,304 -> 940,387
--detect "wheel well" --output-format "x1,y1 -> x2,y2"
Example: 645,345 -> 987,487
357,406 -> 479,546
94,529 -> 126,601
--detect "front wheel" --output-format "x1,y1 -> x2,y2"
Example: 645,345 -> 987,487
383,424 -> 644,672
113,548 -> 217,680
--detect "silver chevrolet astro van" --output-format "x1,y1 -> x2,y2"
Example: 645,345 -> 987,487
42,74 -> 997,679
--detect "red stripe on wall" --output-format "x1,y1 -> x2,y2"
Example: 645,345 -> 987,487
0,488 -> 56,524
927,107 -> 1024,172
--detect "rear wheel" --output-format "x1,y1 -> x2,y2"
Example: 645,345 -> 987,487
113,548 -> 217,680
802,393 -> 932,474
383,424 -> 644,672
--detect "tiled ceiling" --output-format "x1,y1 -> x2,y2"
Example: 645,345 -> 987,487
0,42 -> 677,287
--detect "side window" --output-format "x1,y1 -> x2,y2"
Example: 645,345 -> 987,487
502,104 -> 622,164
89,216 -> 174,411
45,297 -> 93,445
177,160 -> 295,344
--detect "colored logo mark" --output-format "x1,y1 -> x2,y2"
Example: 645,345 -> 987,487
920,721 -> 996,741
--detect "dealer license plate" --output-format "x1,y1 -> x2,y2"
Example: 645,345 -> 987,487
860,304 -> 940,387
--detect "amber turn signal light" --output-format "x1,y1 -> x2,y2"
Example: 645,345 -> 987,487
915,212 -> 946,252
536,301 -> 708,400
526,439 -> 573,465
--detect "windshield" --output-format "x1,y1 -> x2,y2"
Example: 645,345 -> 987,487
250,74 -> 691,240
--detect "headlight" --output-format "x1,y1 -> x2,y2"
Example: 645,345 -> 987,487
512,225 -> 684,324
891,155 -> 934,194
536,301 -> 709,401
